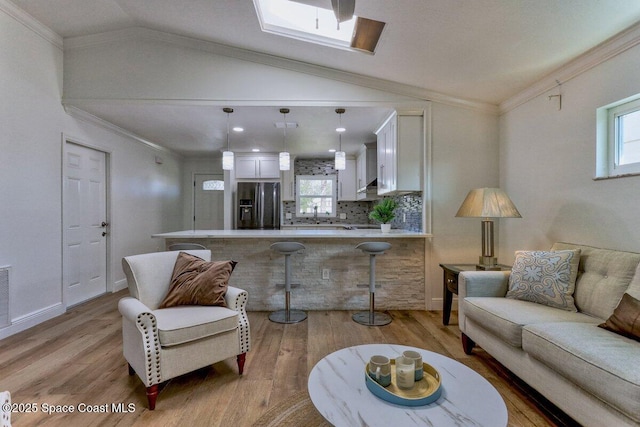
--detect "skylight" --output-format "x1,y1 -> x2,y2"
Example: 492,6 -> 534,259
254,0 -> 356,51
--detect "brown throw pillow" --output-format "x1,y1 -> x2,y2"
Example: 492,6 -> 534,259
598,293 -> 640,342
159,252 -> 237,309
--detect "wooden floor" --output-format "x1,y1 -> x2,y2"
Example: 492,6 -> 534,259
0,290 -> 579,427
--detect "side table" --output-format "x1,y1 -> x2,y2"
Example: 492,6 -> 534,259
439,263 -> 511,325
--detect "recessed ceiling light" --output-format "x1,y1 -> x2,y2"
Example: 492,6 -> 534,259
233,127 -> 244,132
252,148 -> 260,152
336,127 -> 346,133
328,149 -> 336,153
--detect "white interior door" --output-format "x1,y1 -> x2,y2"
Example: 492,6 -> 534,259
63,142 -> 107,306
194,174 -> 225,229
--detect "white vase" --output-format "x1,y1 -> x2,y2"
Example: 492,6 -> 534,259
381,223 -> 391,233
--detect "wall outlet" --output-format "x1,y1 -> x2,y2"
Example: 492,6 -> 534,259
322,268 -> 330,280
339,213 -> 347,219
285,212 -> 292,219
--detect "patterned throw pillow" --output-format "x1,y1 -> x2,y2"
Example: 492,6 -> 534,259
506,249 -> 581,311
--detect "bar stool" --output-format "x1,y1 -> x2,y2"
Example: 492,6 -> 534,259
353,242 -> 392,326
269,242 -> 307,324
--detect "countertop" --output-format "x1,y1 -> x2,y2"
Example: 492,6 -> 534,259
152,229 -> 429,239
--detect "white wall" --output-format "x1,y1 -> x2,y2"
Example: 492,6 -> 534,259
499,42 -> 640,261
428,103 -> 500,306
0,6 -> 183,338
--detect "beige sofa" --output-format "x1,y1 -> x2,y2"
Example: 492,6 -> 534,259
459,242 -> 640,427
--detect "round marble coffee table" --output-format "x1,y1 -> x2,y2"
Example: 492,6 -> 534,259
308,344 -> 507,427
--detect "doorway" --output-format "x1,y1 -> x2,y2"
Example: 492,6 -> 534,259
62,141 -> 109,306
193,173 -> 225,229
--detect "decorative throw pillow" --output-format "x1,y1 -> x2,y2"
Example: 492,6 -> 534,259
159,252 -> 237,309
599,293 -> 640,342
506,249 -> 581,311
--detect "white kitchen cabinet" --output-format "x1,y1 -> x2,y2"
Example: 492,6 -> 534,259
235,155 -> 280,179
281,167 -> 295,201
337,159 -> 357,201
375,111 -> 423,195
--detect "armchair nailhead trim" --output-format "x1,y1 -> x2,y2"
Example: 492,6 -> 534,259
234,291 -> 251,354
136,313 -> 161,386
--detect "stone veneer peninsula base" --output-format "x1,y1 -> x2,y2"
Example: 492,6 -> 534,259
153,229 -> 427,311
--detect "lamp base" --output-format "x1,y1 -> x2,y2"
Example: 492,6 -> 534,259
477,256 -> 501,271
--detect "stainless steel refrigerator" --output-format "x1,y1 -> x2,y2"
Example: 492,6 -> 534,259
236,182 -> 280,229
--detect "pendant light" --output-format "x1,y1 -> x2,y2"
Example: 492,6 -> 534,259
279,108 -> 291,171
222,107 -> 234,170
334,108 -> 346,170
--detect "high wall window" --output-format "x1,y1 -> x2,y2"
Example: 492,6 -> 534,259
597,95 -> 640,178
296,175 -> 336,217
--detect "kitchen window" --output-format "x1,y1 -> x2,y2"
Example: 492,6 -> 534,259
296,175 -> 336,217
597,95 -> 640,178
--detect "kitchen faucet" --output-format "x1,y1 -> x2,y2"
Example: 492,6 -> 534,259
313,205 -> 318,223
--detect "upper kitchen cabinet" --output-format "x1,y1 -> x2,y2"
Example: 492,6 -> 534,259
375,111 -> 423,195
337,159 -> 357,201
235,154 -> 280,179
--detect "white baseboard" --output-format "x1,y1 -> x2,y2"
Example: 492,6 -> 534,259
0,303 -> 65,340
113,278 -> 128,292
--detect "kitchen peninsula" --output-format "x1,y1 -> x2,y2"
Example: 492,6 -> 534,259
153,229 -> 428,311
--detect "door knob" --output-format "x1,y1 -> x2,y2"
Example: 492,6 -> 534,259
101,221 -> 109,227
102,231 -> 107,237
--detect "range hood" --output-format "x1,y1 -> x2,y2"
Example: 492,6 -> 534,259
357,178 -> 379,200
356,142 -> 379,201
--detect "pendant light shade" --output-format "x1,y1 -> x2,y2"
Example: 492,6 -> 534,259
279,108 -> 291,171
334,151 -> 346,170
279,152 -> 290,170
222,107 -> 234,170
222,150 -> 234,170
334,108 -> 346,170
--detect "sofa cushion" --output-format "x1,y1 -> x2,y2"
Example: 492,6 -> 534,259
551,242 -> 640,319
599,293 -> 640,342
462,297 -> 599,348
523,322 -> 640,423
153,305 -> 239,347
506,250 -> 580,311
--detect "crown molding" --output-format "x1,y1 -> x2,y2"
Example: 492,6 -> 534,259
0,0 -> 63,49
64,27 -> 499,115
500,21 -> 640,114
63,104 -> 180,157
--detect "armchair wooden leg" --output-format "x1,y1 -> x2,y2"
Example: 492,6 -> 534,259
146,385 -> 159,410
128,363 -> 135,376
461,333 -> 476,355
237,353 -> 246,375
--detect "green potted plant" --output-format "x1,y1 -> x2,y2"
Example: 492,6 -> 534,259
369,198 -> 398,233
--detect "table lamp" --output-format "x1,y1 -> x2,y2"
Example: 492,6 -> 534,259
455,188 -> 521,270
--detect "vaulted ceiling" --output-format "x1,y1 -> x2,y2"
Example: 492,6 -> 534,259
12,0 -> 640,156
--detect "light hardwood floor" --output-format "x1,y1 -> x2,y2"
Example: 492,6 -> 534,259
1,290 -> 578,426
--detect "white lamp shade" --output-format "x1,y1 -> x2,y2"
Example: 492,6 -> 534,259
279,151 -> 290,170
222,151 -> 234,170
334,151 -> 346,170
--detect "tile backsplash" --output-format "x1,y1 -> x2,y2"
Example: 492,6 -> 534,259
283,159 -> 422,231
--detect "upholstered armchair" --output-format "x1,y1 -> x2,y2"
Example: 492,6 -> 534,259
119,250 -> 250,410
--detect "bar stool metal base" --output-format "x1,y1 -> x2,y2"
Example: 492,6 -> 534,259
352,311 -> 392,326
269,309 -> 308,324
